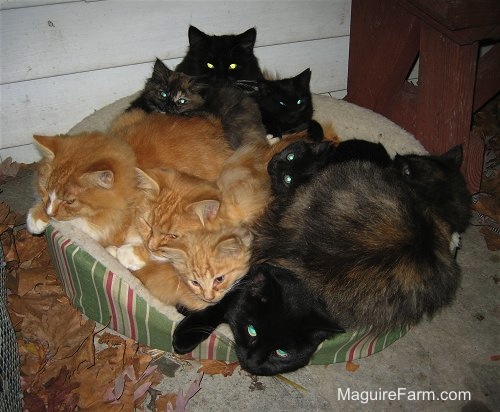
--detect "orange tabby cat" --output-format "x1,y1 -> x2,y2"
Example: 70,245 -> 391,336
109,109 -> 234,180
27,132 -> 141,247
132,225 -> 253,310
113,166 -> 222,270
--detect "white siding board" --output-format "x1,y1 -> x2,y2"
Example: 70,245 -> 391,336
1,36 -> 348,163
1,0 -> 350,84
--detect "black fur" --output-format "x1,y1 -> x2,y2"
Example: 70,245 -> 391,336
176,26 -> 263,84
173,263 -> 344,376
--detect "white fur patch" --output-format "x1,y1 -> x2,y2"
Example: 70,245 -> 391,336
26,209 -> 49,234
46,191 -> 56,216
116,244 -> 146,271
449,232 -> 461,253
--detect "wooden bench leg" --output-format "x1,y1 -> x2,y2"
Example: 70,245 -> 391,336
417,22 -> 483,192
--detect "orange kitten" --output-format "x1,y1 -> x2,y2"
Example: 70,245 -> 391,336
114,167 -> 222,270
27,132 -> 140,247
151,226 -> 253,308
109,109 -> 234,180
133,261 -> 213,311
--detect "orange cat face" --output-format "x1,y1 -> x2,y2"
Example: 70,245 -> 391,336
135,167 -> 221,258
160,227 -> 253,304
30,133 -> 138,244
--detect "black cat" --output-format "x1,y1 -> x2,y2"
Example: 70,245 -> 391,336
257,68 -> 323,141
176,26 -> 263,84
173,263 -> 344,376
268,139 -> 391,197
128,59 -> 267,148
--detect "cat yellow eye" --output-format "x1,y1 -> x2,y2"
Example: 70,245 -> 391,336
228,63 -> 238,70
247,325 -> 257,337
286,153 -> 295,161
275,349 -> 288,357
283,175 -> 292,185
206,62 -> 215,69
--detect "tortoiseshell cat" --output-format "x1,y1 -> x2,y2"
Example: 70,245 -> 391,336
176,25 -> 263,83
27,132 -> 141,247
257,68 -> 323,141
128,59 -> 267,148
174,146 -> 471,375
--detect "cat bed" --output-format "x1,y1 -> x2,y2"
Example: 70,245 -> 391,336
45,94 -> 426,365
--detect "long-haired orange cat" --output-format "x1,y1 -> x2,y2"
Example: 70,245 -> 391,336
27,132 -> 141,247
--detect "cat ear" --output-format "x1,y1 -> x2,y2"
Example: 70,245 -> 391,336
295,68 -> 312,88
215,234 -> 248,259
135,168 -> 160,195
152,58 -> 171,80
185,200 -> 220,226
238,28 -> 257,51
188,25 -> 207,46
440,145 -> 463,168
161,246 -> 188,271
80,170 -> 114,189
311,141 -> 333,156
33,134 -> 58,160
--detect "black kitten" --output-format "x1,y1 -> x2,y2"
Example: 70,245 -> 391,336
252,146 -> 471,333
173,263 -> 344,376
128,59 -> 267,148
176,26 -> 263,83
257,68 -> 323,140
268,139 -> 391,197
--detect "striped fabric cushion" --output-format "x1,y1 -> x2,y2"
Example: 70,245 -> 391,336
45,224 -> 408,365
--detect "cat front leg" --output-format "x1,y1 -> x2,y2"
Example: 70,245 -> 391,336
172,303 -> 226,354
26,202 -> 50,234
114,244 -> 149,270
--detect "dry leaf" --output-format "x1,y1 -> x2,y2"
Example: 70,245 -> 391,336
346,360 -> 360,372
197,360 -> 239,377
491,355 -> 500,361
168,373 -> 203,412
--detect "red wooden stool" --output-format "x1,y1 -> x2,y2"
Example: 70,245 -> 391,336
345,0 -> 500,193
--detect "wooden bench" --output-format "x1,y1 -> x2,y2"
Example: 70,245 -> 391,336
345,0 -> 500,193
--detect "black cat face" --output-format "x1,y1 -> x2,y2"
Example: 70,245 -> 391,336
268,140 -> 335,197
227,264 -> 343,376
180,26 -> 262,82
393,146 -> 471,233
258,69 -> 313,128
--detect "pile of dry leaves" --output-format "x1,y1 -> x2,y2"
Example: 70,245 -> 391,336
1,201 -> 241,411
472,96 -> 500,251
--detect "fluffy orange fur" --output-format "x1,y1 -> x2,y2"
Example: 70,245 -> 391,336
109,109 -> 234,180
27,132 -> 140,247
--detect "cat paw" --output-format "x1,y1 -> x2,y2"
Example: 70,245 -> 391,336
106,246 -> 118,258
173,329 -> 211,354
26,209 -> 49,234
267,135 -> 281,145
449,232 -> 461,253
116,244 -> 146,270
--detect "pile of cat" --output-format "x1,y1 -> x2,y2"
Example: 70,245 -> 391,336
27,26 -> 471,376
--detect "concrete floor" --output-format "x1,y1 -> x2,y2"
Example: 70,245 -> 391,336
1,170 -> 498,412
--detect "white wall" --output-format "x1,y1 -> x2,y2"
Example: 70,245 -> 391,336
1,0 -> 352,163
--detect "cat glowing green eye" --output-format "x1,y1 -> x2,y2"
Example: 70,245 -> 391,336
247,325 -> 257,337
177,98 -> 188,105
286,153 -> 295,161
160,91 -> 168,98
296,99 -> 302,105
206,62 -> 215,69
279,101 -> 286,106
229,63 -> 238,70
275,349 -> 288,357
283,175 -> 292,185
